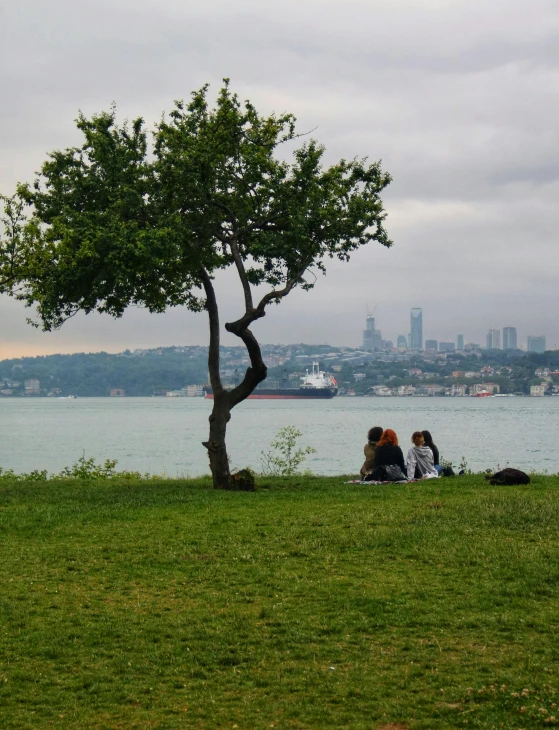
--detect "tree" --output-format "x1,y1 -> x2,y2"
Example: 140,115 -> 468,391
11,81 -> 392,489
0,193 -> 30,294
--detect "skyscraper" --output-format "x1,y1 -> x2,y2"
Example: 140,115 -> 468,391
362,315 -> 382,351
527,335 -> 546,353
410,308 -> 423,350
457,334 -> 464,351
502,327 -> 518,350
396,335 -> 408,349
363,315 -> 376,350
425,339 -> 438,352
486,329 -> 501,349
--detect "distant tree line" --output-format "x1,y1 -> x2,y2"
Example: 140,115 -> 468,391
0,350 -> 209,397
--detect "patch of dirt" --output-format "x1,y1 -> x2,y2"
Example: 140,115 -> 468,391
376,724 -> 409,730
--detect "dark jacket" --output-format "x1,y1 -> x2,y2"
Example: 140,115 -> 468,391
426,443 -> 440,466
360,441 -> 378,477
372,444 -> 406,477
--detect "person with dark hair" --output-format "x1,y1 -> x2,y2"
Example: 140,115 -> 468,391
360,425 -> 384,478
369,428 -> 407,480
407,431 -> 438,480
421,430 -> 442,475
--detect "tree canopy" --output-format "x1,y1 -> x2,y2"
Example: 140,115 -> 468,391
8,81 -> 393,488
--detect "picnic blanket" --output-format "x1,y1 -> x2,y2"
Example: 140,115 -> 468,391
346,479 -> 409,484
346,474 -> 439,485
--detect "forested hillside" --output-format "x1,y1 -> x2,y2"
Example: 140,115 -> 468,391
0,347 -> 210,397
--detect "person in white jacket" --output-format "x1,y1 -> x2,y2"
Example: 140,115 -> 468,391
406,431 -> 439,480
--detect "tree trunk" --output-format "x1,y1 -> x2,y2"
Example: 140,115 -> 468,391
204,394 -> 232,489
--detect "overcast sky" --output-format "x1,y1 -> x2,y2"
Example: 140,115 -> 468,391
1,0 -> 558,359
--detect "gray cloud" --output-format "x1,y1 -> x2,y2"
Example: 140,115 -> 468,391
1,0 -> 558,357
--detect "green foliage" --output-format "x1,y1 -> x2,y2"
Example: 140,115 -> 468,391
260,425 -> 316,476
12,81 -> 392,331
0,466 -> 48,482
56,454 -> 122,480
0,346 -> 210,397
1,475 -> 559,728
0,455 -> 152,482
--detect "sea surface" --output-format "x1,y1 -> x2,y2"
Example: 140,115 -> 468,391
0,396 -> 558,477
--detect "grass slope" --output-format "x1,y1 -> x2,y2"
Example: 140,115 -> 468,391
1,475 -> 559,729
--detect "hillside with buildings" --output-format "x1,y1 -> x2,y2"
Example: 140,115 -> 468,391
0,341 -> 558,398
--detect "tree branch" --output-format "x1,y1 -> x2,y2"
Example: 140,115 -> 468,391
224,263 -> 308,339
226,327 -> 267,407
229,235 -> 253,313
211,199 -> 254,313
223,265 -> 308,404
255,264 -> 308,313
200,267 -> 224,395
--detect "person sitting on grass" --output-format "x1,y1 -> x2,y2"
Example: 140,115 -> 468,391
360,425 -> 384,479
422,430 -> 442,475
369,428 -> 407,481
407,431 -> 438,480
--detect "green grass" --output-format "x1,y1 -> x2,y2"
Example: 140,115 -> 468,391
1,474 -> 559,729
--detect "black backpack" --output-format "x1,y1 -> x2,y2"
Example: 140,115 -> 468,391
364,464 -> 407,482
485,468 -> 530,485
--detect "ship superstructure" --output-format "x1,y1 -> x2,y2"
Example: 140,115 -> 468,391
204,362 -> 338,399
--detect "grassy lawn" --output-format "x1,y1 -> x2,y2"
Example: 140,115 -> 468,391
1,474 -> 559,729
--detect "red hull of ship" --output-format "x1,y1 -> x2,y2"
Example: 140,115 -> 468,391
204,394 -> 331,399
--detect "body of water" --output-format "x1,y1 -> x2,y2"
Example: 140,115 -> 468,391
0,396 -> 557,477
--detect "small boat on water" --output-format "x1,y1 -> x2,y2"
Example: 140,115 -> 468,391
470,391 -> 494,397
204,362 -> 338,400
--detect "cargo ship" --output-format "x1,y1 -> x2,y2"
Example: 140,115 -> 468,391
204,362 -> 338,399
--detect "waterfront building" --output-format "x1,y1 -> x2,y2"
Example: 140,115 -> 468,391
527,335 -> 546,353
439,341 -> 455,352
470,382 -> 500,395
186,385 -> 206,397
530,384 -> 547,396
24,379 -> 40,393
486,329 -> 501,350
450,384 -> 468,396
425,339 -> 438,352
502,326 -> 518,350
456,334 -> 464,351
410,308 -> 423,350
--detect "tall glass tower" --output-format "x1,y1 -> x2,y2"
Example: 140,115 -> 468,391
363,315 -> 376,350
486,329 -> 501,349
410,308 -> 423,350
527,335 -> 546,353
503,327 -> 517,350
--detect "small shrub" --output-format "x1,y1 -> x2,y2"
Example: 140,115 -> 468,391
260,426 -> 316,476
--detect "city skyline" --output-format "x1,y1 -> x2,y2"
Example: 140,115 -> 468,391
362,308 -> 549,353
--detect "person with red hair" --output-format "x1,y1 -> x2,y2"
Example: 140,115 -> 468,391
369,428 -> 407,480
